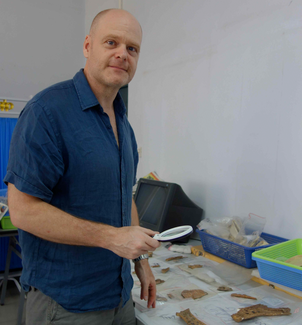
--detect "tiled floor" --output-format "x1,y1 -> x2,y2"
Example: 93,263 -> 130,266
0,279 -> 26,325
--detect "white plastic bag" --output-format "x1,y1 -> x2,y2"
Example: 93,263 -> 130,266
0,196 -> 8,220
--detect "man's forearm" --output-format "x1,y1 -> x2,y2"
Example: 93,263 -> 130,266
8,183 -> 114,248
8,183 -> 160,259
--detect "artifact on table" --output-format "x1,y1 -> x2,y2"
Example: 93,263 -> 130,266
217,286 -> 233,291
166,255 -> 184,261
167,293 -> 174,299
231,304 -> 291,323
191,245 -> 203,256
285,255 -> 302,267
188,264 -> 203,269
231,293 -> 257,300
161,267 -> 170,273
156,295 -> 167,302
148,252 -> 153,257
181,289 -> 208,299
151,263 -> 160,268
176,308 -> 207,325
155,279 -> 165,285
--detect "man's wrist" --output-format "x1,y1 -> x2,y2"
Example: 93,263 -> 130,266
132,253 -> 149,263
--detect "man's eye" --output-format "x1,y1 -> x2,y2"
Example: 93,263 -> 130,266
128,46 -> 137,53
107,40 -> 115,45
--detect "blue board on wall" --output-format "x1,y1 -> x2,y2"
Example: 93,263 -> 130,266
0,117 -> 22,271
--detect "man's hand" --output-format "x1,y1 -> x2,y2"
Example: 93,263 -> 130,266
135,259 -> 157,308
109,226 -> 160,259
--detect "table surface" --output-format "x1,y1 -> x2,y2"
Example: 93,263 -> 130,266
133,238 -> 302,325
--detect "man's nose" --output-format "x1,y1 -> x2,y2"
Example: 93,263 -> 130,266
115,46 -> 127,61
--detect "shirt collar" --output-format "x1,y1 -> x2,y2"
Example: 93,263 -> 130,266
73,69 -> 99,111
73,69 -> 126,116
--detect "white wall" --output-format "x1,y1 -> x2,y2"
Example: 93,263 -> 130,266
4,0 -> 301,239
122,0 -> 302,239
0,0 -> 85,116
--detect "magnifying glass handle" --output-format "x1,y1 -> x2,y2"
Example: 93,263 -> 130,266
153,234 -> 161,240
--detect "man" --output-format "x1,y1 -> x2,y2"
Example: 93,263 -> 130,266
4,9 -> 160,325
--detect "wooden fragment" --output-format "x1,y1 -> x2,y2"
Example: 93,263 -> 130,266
161,267 -> 170,273
148,251 -> 153,257
166,255 -> 184,261
231,304 -> 291,323
191,246 -> 203,256
176,308 -> 207,325
188,264 -> 203,269
190,245 -> 226,263
151,263 -> 160,268
231,293 -> 257,300
181,289 -> 208,299
217,286 -> 233,291
155,279 -> 165,285
167,293 -> 174,299
156,295 -> 167,302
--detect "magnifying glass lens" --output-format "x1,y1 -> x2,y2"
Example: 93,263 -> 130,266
154,225 -> 193,242
161,229 -> 185,237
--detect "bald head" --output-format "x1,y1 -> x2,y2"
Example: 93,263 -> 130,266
89,9 -> 142,38
83,8 -> 142,92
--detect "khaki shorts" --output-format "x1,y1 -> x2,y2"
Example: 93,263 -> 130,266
26,288 -> 136,325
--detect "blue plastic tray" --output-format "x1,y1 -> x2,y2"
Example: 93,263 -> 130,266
197,229 -> 288,268
252,239 -> 302,291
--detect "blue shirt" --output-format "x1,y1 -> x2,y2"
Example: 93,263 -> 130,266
4,69 -> 139,313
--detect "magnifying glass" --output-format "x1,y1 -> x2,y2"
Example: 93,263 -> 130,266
153,225 -> 193,242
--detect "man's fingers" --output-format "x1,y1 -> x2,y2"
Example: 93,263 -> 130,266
140,280 -> 157,308
141,227 -> 159,236
147,294 -> 156,308
141,285 -> 148,302
142,231 -> 161,249
147,283 -> 157,308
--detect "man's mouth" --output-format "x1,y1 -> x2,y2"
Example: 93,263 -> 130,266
109,66 -> 127,72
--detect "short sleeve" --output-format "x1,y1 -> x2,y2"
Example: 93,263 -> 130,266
4,102 -> 64,202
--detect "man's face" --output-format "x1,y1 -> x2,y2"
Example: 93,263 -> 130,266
83,11 -> 142,90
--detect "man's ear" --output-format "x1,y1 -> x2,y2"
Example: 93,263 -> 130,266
83,35 -> 91,58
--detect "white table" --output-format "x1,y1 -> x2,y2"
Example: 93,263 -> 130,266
133,239 -> 302,325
